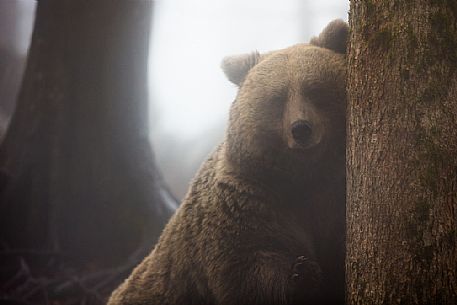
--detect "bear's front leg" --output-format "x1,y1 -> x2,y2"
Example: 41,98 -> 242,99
209,251 -> 322,305
290,255 -> 322,303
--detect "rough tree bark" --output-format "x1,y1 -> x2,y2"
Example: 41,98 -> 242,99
347,1 -> 457,304
0,1 -> 176,304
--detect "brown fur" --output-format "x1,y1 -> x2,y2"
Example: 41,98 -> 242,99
107,20 -> 348,305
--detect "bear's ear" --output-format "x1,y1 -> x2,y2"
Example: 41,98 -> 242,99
310,19 -> 349,54
221,51 -> 261,86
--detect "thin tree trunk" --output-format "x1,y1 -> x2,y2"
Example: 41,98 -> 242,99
347,1 -> 457,304
0,1 -> 175,304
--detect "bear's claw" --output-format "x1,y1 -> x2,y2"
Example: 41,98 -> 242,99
291,256 -> 322,294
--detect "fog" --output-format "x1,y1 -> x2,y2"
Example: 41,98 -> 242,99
0,0 -> 349,199
149,0 -> 349,198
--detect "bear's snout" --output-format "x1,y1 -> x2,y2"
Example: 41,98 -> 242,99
291,120 -> 313,147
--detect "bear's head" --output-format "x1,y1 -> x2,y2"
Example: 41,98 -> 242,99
221,20 -> 348,194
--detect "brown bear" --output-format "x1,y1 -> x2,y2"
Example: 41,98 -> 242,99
107,19 -> 348,305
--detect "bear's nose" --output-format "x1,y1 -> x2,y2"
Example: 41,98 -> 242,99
291,120 -> 313,146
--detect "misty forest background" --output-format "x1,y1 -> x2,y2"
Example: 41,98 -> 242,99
1,0 -> 347,201
1,1 -> 456,305
0,1 -> 347,304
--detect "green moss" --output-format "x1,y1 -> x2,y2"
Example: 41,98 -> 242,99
429,126 -> 440,137
364,1 -> 375,16
415,199 -> 431,223
429,8 -> 457,68
405,221 -> 419,241
393,0 -> 457,274
421,245 -> 434,261
442,229 -> 456,246
415,132 -> 442,197
423,167 -> 439,197
411,4 -> 457,104
420,80 -> 444,105
369,28 -> 393,51
405,199 -> 434,266
400,68 -> 410,81
405,25 -> 418,55
431,0 -> 457,16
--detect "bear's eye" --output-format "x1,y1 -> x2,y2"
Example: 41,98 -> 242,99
269,90 -> 287,105
291,120 -> 312,146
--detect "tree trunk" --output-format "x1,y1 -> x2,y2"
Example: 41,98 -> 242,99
0,0 -> 35,140
0,0 -> 176,304
347,1 -> 457,304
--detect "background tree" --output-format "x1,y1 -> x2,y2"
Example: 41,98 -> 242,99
347,1 -> 457,304
0,1 -> 34,141
0,1 -> 176,304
